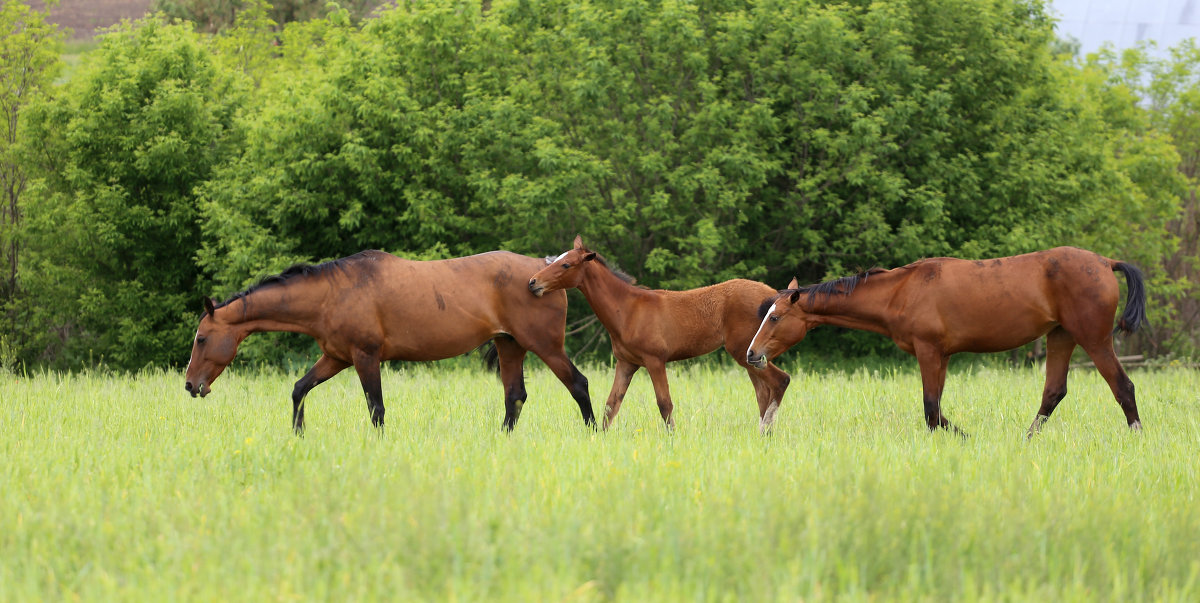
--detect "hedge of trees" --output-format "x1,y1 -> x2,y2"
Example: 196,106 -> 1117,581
1,0 -> 1198,371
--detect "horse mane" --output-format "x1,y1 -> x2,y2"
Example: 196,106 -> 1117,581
796,267 -> 887,302
214,250 -> 377,311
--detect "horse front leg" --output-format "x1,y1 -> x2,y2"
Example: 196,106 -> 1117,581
643,358 -> 675,430
914,343 -> 966,437
352,349 -> 385,430
291,354 -> 350,434
602,359 -> 639,430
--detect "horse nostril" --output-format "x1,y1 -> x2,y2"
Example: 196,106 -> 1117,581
185,381 -> 194,393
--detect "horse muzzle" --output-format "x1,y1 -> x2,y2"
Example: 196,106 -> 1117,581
528,279 -> 545,297
746,351 -> 768,370
184,380 -> 210,398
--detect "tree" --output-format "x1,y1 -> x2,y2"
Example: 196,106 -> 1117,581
17,17 -> 247,369
0,0 -> 62,368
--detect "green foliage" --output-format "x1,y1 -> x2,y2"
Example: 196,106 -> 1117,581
7,0 -> 1197,367
1076,41 -> 1200,357
16,18 -> 247,370
0,0 -> 63,370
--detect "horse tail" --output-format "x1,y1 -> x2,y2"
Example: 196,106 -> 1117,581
478,340 -> 500,374
1112,261 -> 1147,335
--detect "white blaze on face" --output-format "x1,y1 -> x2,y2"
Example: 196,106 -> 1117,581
554,251 -> 570,264
750,302 -> 777,357
186,327 -> 200,371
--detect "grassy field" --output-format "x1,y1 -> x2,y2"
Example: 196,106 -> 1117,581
2,360 -> 1198,601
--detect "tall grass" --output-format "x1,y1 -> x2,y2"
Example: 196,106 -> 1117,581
2,363 -> 1197,600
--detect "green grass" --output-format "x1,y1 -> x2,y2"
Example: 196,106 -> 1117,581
2,362 -> 1198,601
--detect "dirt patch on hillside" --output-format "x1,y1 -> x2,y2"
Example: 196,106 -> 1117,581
25,0 -> 155,40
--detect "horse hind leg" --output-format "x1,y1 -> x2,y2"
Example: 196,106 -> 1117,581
291,354 -> 350,434
492,336 -> 529,431
351,349 -> 385,430
1080,340 -> 1141,430
529,348 -> 596,427
1027,327 -> 1075,439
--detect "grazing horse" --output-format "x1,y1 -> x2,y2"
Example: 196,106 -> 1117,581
745,247 -> 1146,437
527,236 -> 791,433
184,250 -> 594,432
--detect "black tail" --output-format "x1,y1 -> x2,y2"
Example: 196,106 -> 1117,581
1113,262 -> 1146,335
478,340 -> 500,374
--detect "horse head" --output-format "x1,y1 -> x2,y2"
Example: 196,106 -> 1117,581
528,235 -> 597,297
746,278 -> 810,369
184,297 -> 243,398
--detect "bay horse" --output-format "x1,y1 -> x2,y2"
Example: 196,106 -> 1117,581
184,250 -> 595,432
527,236 -> 791,433
745,247 -> 1146,437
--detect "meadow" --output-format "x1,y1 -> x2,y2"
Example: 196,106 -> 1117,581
2,360 -> 1198,601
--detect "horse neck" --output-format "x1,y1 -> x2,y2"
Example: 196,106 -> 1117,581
577,261 -> 644,330
216,282 -> 325,338
801,274 -> 899,337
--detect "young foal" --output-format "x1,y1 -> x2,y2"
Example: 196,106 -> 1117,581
745,247 -> 1145,436
185,250 -> 594,432
527,236 -> 791,432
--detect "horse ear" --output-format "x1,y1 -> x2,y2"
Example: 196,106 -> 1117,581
787,277 -> 799,290
583,252 -> 597,262
788,289 -> 801,305
573,234 -> 584,249
202,297 -> 217,318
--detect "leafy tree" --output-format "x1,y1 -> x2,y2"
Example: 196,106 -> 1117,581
0,0 -> 62,368
1078,41 -> 1200,357
17,17 -> 247,369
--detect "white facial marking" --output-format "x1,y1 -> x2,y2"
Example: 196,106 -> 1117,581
554,251 -> 570,264
750,303 -> 777,355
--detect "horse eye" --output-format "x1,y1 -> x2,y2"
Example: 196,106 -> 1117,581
561,263 -> 571,269
196,335 -> 207,344
770,315 -> 780,322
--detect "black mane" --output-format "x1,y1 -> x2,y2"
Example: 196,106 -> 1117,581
213,251 -> 376,311
796,267 -> 886,303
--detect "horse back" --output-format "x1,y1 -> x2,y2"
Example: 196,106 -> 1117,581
326,251 -> 567,360
896,247 -> 1120,351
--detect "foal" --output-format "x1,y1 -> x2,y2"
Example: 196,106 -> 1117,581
746,247 -> 1145,436
528,236 -> 791,432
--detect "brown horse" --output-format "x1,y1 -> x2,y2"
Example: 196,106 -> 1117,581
527,236 -> 791,432
184,250 -> 594,432
745,247 -> 1145,436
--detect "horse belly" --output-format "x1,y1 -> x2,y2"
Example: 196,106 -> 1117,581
940,306 -> 1056,353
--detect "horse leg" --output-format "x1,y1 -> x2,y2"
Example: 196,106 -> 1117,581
530,349 -> 595,427
602,359 -> 639,430
1079,341 -> 1141,430
1027,327 -> 1076,438
492,337 -> 529,431
352,349 -> 385,429
914,343 -> 966,436
643,358 -> 676,429
291,354 -> 350,434
758,363 -> 791,434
